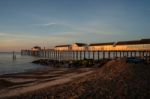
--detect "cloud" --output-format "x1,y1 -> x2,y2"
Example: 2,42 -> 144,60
0,32 -> 43,39
0,32 -> 9,36
31,21 -> 119,35
33,23 -> 57,26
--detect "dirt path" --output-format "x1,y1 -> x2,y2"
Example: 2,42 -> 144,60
0,68 -> 93,98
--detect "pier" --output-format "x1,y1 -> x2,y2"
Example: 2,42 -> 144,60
21,49 -> 150,62
21,39 -> 150,62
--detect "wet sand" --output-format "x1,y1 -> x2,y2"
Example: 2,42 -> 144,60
0,67 -> 94,98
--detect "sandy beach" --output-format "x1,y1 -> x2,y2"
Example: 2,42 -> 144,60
0,58 -> 149,99
0,67 -> 94,99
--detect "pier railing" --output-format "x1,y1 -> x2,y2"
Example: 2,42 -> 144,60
21,49 -> 150,62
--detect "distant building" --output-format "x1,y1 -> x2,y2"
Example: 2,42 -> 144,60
32,39 -> 150,51
72,43 -> 88,51
89,42 -> 114,51
114,39 -> 150,50
54,45 -> 71,51
89,39 -> 150,51
32,46 -> 41,51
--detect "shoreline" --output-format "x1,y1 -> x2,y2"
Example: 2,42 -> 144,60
0,58 -> 149,99
0,66 -> 95,98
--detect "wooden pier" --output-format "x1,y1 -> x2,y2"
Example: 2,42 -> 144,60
21,49 -> 150,61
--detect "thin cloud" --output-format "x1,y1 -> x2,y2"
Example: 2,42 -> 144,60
31,21 -> 117,35
0,32 -> 9,36
0,32 -> 42,39
32,23 -> 57,26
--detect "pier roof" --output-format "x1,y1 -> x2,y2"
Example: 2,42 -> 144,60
55,45 -> 71,47
140,39 -> 150,44
32,46 -> 41,51
116,39 -> 150,45
74,43 -> 87,46
33,46 -> 41,49
89,42 -> 114,46
116,40 -> 140,45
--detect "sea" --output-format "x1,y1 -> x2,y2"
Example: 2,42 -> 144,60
0,52 -> 47,75
0,51 -> 140,75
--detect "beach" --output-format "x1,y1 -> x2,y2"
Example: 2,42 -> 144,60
0,67 -> 94,98
0,58 -> 149,99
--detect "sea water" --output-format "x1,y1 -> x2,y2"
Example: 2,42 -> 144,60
0,52 -> 46,74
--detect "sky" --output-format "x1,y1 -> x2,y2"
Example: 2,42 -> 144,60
0,0 -> 150,51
